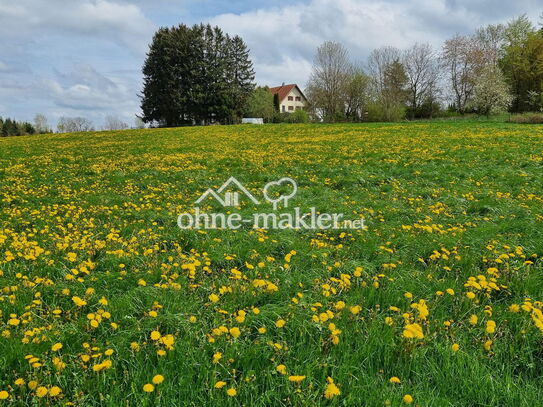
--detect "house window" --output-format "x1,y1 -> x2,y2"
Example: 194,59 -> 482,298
282,105 -> 286,112
288,106 -> 294,111
288,96 -> 293,101
295,106 -> 302,110
295,96 -> 301,101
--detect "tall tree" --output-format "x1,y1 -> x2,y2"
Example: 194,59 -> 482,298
343,67 -> 370,122
141,27 -> 186,127
441,35 -> 484,113
368,46 -> 407,120
226,35 -> 256,123
402,43 -> 440,119
500,16 -> 542,112
306,41 -> 351,122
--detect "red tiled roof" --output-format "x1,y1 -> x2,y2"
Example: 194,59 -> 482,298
269,84 -> 306,103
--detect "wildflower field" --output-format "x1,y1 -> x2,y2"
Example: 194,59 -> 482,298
1,122 -> 543,406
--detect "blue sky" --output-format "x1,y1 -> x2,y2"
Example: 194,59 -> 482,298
0,0 -> 540,129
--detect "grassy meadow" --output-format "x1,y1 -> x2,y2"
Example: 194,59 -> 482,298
1,121 -> 543,406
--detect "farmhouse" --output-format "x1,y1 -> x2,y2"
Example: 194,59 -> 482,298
269,84 -> 307,113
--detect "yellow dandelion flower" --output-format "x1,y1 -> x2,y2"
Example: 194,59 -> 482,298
350,305 -> 362,314
143,383 -> 154,393
276,364 -> 287,375
324,377 -> 340,399
152,375 -> 164,385
229,327 -> 241,338
212,352 -> 222,364
403,323 -> 424,339
36,386 -> 48,398
486,320 -> 496,334
51,342 -> 63,352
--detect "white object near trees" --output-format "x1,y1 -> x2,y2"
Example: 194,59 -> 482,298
241,118 -> 264,124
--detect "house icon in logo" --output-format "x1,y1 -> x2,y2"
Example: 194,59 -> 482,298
195,177 -> 260,207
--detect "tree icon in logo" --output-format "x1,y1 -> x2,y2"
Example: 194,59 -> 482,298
263,178 -> 297,210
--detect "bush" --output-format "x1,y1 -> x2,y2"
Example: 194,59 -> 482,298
507,113 -> 543,124
365,102 -> 405,122
274,110 -> 310,124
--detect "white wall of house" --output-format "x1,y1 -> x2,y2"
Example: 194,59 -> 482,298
280,87 -> 306,113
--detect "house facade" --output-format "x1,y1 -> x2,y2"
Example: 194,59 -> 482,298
269,84 -> 307,113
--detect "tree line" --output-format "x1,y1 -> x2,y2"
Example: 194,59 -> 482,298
306,14 -> 543,122
0,115 -> 50,137
0,115 -> 148,137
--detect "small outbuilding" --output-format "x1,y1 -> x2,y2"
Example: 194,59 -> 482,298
241,118 -> 264,125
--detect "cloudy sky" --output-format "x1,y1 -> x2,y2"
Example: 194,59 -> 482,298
0,0 -> 541,128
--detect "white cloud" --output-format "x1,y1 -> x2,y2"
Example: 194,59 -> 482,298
254,56 -> 312,88
211,0 -> 542,89
40,64 -> 139,117
0,0 -> 155,53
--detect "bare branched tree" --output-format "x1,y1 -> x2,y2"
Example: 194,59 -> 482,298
367,46 -> 408,120
104,115 -> 129,131
475,24 -> 506,66
441,35 -> 485,114
306,41 -> 351,121
33,114 -> 50,133
57,117 -> 95,133
367,46 -> 401,97
343,66 -> 370,122
402,43 -> 440,119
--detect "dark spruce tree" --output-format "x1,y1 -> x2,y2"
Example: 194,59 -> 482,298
140,24 -> 255,126
141,27 -> 179,127
226,35 -> 256,123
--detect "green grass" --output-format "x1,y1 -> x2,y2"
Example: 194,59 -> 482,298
1,121 -> 543,406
